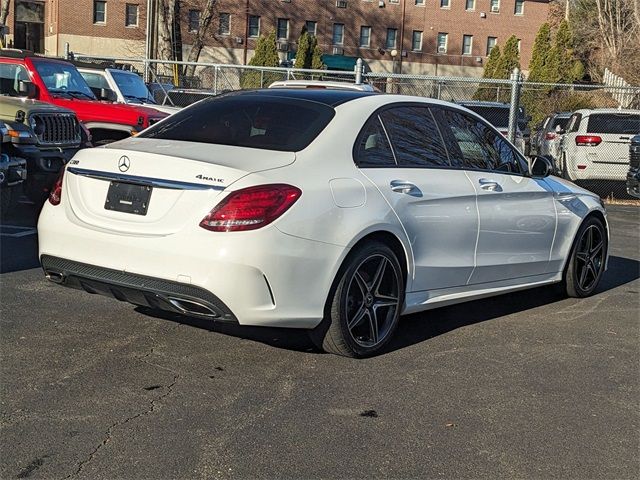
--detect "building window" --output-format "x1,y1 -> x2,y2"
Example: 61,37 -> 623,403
437,33 -> 448,53
386,28 -> 397,49
93,1 -> 106,23
277,18 -> 289,40
248,15 -> 260,37
389,0 -> 399,3
462,34 -> 473,55
490,0 -> 500,12
486,36 -> 497,55
359,26 -> 371,47
305,21 -> 317,37
415,0 -> 425,5
514,0 -> 524,15
517,38 -> 521,52
333,23 -> 344,45
188,10 -> 200,32
440,0 -> 450,8
412,30 -> 422,51
465,0 -> 475,10
218,13 -> 230,35
125,4 -> 138,27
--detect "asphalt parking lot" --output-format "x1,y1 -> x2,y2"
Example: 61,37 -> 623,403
1,203 -> 638,479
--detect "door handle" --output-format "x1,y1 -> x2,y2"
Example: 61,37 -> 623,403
478,178 -> 502,192
390,180 -> 417,194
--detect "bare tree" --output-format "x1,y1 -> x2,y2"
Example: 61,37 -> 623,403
183,0 -> 218,77
0,0 -> 10,28
157,0 -> 178,62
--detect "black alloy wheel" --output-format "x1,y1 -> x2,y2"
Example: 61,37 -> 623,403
564,216 -> 607,298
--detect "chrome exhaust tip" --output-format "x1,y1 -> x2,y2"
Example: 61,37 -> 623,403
45,271 -> 65,284
168,297 -> 219,318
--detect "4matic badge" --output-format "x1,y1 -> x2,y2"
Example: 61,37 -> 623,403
196,174 -> 224,183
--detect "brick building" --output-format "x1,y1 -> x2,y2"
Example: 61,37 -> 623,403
1,1 -> 551,76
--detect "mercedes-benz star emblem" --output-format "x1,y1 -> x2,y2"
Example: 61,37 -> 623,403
118,156 -> 130,172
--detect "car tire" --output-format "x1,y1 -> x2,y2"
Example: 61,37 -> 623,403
309,242 -> 404,358
563,216 -> 607,298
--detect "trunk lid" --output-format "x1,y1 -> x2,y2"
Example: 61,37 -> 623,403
64,139 -> 295,235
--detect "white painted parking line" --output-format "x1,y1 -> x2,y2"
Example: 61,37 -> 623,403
0,225 -> 37,238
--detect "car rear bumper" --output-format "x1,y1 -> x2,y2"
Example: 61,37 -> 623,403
38,202 -> 347,329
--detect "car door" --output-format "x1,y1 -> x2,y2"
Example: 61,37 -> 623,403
435,107 -> 556,285
355,104 -> 478,292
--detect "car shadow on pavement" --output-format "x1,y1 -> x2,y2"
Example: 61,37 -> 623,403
140,255 -> 638,356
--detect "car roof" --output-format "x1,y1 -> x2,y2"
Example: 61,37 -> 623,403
573,108 -> 640,115
268,80 -> 377,92
457,101 -> 510,108
231,88 -> 378,107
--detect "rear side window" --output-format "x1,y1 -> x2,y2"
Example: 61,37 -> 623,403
438,108 -> 527,174
460,105 -> 510,129
551,116 -> 570,130
355,116 -> 396,167
379,106 -> 450,168
587,114 -> 640,134
0,63 -> 30,96
139,93 -> 335,152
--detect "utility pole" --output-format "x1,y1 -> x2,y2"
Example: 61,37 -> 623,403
398,0 -> 406,74
145,0 -> 156,81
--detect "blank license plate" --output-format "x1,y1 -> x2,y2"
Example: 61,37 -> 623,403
105,182 -> 152,215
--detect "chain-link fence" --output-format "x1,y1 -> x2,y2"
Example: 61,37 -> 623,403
74,55 -> 640,200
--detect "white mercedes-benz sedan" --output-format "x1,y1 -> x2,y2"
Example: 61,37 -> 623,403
38,89 -> 609,357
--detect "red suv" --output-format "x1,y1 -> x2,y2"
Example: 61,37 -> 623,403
0,49 -> 167,144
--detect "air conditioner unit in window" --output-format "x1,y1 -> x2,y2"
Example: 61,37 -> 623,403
438,46 -> 447,54
235,37 -> 243,44
332,46 -> 344,55
490,5 -> 500,12
379,0 -> 385,7
277,41 -> 289,51
336,0 -> 348,7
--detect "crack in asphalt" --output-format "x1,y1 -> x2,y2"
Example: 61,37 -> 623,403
62,334 -> 180,479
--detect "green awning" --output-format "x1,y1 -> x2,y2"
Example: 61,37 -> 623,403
321,55 -> 370,72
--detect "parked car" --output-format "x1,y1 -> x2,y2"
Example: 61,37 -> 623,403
76,64 -> 180,115
39,90 -> 608,358
627,134 -> 640,198
0,49 -> 168,145
532,112 -> 572,165
0,95 -> 87,204
558,109 -> 640,181
457,101 -> 527,154
0,149 -> 27,217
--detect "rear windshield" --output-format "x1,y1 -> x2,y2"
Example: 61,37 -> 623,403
462,106 -> 510,128
587,114 -> 640,134
551,117 -> 570,130
139,93 -> 335,151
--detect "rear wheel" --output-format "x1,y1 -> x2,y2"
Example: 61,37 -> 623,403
310,242 -> 404,358
563,216 -> 607,298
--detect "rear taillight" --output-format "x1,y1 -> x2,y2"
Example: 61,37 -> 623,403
48,169 -> 65,206
545,132 -> 557,140
199,184 -> 302,232
575,135 -> 602,146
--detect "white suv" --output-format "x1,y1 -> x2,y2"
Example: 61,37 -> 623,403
559,108 -> 640,181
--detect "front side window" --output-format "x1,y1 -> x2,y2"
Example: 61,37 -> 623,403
386,28 -> 397,49
93,1 -> 106,23
438,108 -> 527,174
486,36 -> 497,55
0,63 -> 31,97
355,116 -> 396,168
188,10 -> 200,32
125,4 -> 138,27
412,31 -> 423,51
305,21 -> 317,37
380,106 -> 450,168
111,71 -> 152,102
139,94 -> 336,152
218,13 -> 230,35
437,33 -> 448,53
333,23 -> 344,45
462,35 -> 473,55
359,26 -> 371,47
277,18 -> 289,39
249,15 -> 260,37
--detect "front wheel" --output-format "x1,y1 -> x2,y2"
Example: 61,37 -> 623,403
310,242 -> 404,358
563,216 -> 607,298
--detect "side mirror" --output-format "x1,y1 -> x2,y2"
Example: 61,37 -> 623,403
18,80 -> 37,99
530,155 -> 553,178
99,88 -> 117,102
555,125 -> 565,134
